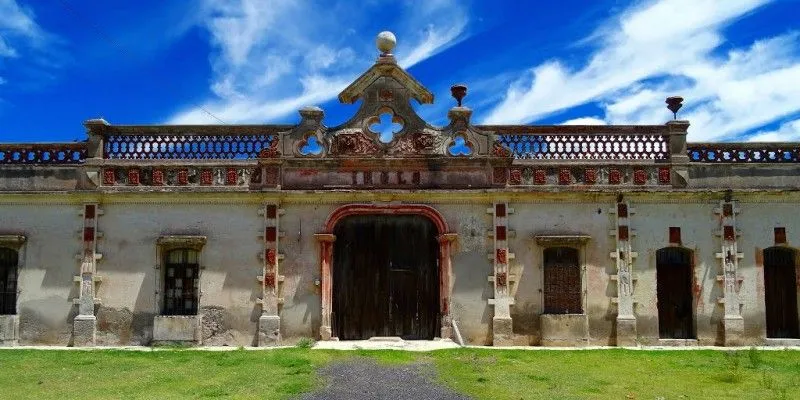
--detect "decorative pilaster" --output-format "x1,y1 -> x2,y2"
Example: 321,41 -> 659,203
315,233 -> 336,340
488,202 -> 515,346
714,198 -> 744,346
73,203 -> 102,346
257,202 -> 284,345
610,199 -> 638,346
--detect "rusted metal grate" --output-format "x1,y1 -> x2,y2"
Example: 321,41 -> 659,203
104,134 -> 277,160
496,133 -> 669,160
0,248 -> 18,315
162,249 -> 199,315
0,143 -> 87,165
543,247 -> 581,314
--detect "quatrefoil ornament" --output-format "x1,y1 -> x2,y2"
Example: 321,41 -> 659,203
367,109 -> 404,143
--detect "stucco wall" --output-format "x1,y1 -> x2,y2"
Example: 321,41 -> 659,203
1,194 -> 799,346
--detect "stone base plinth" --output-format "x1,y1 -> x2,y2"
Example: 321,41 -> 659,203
723,316 -> 745,347
616,317 -> 638,347
153,315 -> 201,344
73,315 -> 96,347
540,314 -> 589,346
0,315 -> 19,346
258,315 -> 281,346
320,325 -> 333,341
492,317 -> 514,346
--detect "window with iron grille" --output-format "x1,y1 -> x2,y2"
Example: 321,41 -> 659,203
0,248 -> 18,315
162,248 -> 199,316
543,247 -> 582,314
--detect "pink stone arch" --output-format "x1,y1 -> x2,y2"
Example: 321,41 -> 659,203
315,203 -> 456,340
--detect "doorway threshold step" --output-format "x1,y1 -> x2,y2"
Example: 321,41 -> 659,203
367,336 -> 404,342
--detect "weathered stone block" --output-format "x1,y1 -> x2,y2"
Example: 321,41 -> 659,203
492,316 -> 514,346
723,316 -> 745,347
0,315 -> 19,346
73,315 -> 96,347
153,315 -> 201,344
540,314 -> 589,346
258,315 -> 281,346
616,316 -> 638,347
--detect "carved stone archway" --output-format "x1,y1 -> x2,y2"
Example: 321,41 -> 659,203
314,204 -> 457,340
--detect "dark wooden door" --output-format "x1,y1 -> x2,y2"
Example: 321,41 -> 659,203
764,247 -> 800,338
656,248 -> 695,339
332,215 -> 439,340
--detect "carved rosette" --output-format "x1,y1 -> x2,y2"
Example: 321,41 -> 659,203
330,131 -> 382,156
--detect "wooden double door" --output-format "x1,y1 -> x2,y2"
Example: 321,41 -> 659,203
332,215 -> 440,340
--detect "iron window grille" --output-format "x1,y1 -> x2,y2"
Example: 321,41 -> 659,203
543,247 -> 582,314
162,248 -> 199,316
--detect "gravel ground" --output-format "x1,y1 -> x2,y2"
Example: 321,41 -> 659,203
298,358 -> 471,400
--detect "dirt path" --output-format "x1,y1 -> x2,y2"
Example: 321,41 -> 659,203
298,358 -> 471,400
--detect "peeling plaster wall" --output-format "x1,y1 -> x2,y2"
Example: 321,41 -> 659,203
0,204 -> 78,344
2,195 -> 799,346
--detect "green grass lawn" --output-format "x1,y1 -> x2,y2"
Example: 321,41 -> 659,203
0,348 -> 797,399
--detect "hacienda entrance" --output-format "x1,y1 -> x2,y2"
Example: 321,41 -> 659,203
332,214 -> 439,339
316,204 -> 456,341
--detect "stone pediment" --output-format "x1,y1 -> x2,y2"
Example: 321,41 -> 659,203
276,33 -> 492,160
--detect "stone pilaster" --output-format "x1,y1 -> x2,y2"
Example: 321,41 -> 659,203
610,200 -> 638,346
73,203 -> 101,346
667,120 -> 690,187
258,202 -> 284,345
488,202 -> 515,346
714,198 -> 744,346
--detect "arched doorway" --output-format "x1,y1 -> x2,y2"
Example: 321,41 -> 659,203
316,204 -> 455,341
332,214 -> 439,339
656,247 -> 695,339
763,247 -> 799,338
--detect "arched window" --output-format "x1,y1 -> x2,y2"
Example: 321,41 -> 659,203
163,248 -> 199,316
0,248 -> 18,315
656,247 -> 694,339
543,247 -> 581,314
763,247 -> 799,338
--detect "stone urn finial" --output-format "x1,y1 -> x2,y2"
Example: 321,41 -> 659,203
376,31 -> 396,56
451,84 -> 467,107
666,96 -> 684,120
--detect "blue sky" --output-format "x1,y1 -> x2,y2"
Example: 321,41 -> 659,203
1,0 -> 799,143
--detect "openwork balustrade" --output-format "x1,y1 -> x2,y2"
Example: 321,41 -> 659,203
0,143 -> 87,165
104,134 -> 277,160
687,143 -> 800,163
494,132 -> 670,161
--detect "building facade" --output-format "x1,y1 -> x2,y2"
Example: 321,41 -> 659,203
1,34 -> 799,347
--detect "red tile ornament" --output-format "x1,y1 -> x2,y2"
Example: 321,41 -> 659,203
493,167 -> 507,184
200,169 -> 213,185
226,168 -> 237,185
633,169 -> 647,185
584,168 -> 597,185
534,169 -> 547,185
658,167 -> 671,185
558,168 -> 571,185
178,169 -> 189,185
509,169 -> 522,185
496,248 -> 508,264
152,169 -> 165,186
103,169 -> 115,185
127,169 -> 140,185
609,169 -> 622,185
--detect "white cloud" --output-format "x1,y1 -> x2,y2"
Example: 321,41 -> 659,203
0,0 -> 46,58
746,119 -> 800,142
562,117 -> 607,126
481,0 -> 800,142
169,0 -> 469,124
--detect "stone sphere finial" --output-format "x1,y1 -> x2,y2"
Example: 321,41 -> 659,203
376,31 -> 397,55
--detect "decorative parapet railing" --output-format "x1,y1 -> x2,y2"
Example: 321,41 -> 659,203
687,143 -> 800,163
104,134 -> 278,160
0,143 -> 87,165
483,126 -> 671,161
